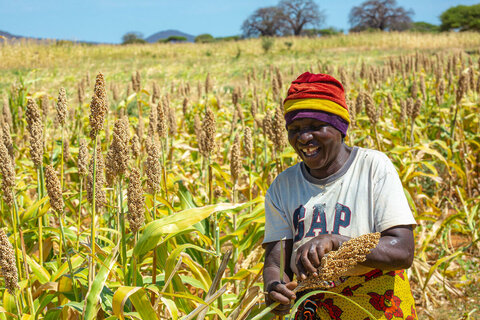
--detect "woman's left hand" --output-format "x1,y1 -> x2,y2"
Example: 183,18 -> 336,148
294,234 -> 349,280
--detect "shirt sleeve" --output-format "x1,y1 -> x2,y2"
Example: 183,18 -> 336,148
262,191 -> 293,244
373,155 -> 417,232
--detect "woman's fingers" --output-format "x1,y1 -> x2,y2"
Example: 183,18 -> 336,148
295,251 -> 309,280
266,282 -> 297,315
308,245 -> 321,268
268,282 -> 296,304
299,246 -> 317,275
286,281 -> 298,290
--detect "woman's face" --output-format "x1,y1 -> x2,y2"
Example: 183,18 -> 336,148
287,118 -> 344,179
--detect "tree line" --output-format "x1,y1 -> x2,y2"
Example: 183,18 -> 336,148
121,0 -> 480,44
242,0 -> 480,37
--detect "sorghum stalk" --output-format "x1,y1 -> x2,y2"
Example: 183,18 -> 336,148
26,97 -> 45,266
35,166 -> 46,265
201,106 -> 221,310
77,138 -> 88,250
57,88 -> 67,189
76,178 -> 83,250
44,164 -> 79,300
410,99 -> 421,146
89,136 -> 98,285
230,134 -> 241,278
145,138 -> 161,303
106,118 -> 129,267
243,127 -> 253,207
118,178 -> 127,282
151,190 -> 157,306
61,129 -> 65,188
88,72 -> 108,285
451,72 -> 467,140
157,100 -> 169,203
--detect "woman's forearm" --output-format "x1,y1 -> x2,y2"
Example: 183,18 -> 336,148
263,240 -> 294,288
360,226 -> 414,270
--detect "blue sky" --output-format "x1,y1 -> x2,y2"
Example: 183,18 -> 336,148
0,0 -> 477,43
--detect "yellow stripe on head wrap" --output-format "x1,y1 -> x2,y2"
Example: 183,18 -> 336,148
284,99 -> 351,123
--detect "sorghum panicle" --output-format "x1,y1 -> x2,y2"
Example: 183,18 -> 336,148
0,139 -> 15,207
87,144 -> 107,210
145,138 -> 162,194
45,164 -> 64,214
89,73 -> 108,139
26,98 -> 44,167
0,229 -> 19,294
78,138 -> 89,177
127,167 -> 145,233
56,87 -> 67,126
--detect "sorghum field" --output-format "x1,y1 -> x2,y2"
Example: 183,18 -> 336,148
0,32 -> 479,320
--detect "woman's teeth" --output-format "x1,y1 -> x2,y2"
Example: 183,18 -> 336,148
301,146 -> 319,156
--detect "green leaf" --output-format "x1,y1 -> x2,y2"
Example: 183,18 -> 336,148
165,244 -> 214,291
25,254 -> 50,284
134,203 -> 246,257
160,297 -> 178,320
20,196 -> 49,222
112,286 -> 159,320
51,254 -> 84,281
83,246 -> 119,320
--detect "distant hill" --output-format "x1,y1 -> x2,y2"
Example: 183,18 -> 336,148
0,30 -> 23,39
146,29 -> 195,43
0,29 -> 103,44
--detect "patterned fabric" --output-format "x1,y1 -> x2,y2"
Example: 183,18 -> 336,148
283,72 -> 350,127
295,269 -> 417,320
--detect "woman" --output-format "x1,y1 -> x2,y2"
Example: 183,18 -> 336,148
263,72 -> 417,319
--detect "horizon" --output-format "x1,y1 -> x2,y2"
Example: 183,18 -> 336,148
0,0 -> 478,43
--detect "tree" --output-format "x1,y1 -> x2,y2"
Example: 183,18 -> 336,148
348,0 -> 413,32
242,6 -> 287,37
440,4 -> 480,32
161,36 -> 187,43
278,0 -> 325,35
195,34 -> 215,43
409,22 -> 439,33
303,27 -> 343,37
121,32 -> 146,44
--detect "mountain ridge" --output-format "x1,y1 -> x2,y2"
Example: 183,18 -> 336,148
145,29 -> 195,43
0,29 -> 197,43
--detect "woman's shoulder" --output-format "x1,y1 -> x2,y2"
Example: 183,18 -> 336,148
267,163 -> 302,191
354,147 -> 393,165
353,147 -> 397,176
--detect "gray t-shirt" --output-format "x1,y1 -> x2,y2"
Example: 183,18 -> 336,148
263,147 -> 417,273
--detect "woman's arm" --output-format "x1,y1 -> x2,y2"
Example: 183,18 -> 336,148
263,239 -> 297,315
294,225 -> 414,280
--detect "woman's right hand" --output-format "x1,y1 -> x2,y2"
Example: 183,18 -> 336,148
265,281 -> 298,315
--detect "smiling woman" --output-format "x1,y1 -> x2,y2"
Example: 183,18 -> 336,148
263,72 -> 418,319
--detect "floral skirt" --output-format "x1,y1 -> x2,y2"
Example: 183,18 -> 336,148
294,269 -> 417,320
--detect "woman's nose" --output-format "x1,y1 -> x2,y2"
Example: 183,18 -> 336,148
297,130 -> 313,144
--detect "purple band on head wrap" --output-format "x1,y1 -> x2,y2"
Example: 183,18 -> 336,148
284,109 -> 349,136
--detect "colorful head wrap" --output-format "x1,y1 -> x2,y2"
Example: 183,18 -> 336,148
283,72 -> 350,136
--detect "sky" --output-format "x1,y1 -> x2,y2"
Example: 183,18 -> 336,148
0,0 -> 478,43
